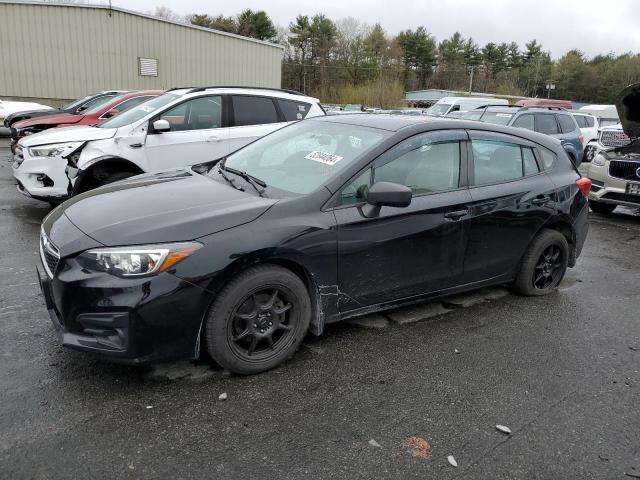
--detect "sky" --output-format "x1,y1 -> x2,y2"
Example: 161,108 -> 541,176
113,0 -> 640,59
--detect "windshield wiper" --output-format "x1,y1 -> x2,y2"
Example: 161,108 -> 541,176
216,158 -> 244,192
220,159 -> 266,196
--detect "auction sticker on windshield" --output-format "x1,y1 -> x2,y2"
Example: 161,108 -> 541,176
305,151 -> 344,165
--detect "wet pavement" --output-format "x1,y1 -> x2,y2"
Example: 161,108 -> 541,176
1,138 -> 639,479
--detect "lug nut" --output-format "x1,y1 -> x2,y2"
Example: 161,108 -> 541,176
268,322 -> 272,326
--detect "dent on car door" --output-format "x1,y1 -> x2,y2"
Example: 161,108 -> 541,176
227,95 -> 287,153
463,131 -> 558,282
333,130 -> 472,312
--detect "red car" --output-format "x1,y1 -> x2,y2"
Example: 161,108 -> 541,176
10,91 -> 162,152
514,98 -> 573,109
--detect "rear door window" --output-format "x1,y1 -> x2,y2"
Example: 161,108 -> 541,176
232,96 -> 280,126
512,114 -> 534,131
557,114 -> 578,133
277,99 -> 311,121
534,114 -> 560,135
471,139 -> 538,185
573,115 -> 586,128
583,116 -> 595,127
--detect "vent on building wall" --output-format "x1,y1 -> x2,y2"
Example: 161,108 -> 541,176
138,57 -> 158,77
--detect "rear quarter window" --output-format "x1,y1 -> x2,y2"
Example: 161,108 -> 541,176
538,147 -> 558,170
277,99 -> 311,121
557,114 -> 578,133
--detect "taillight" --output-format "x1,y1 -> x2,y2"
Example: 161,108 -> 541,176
576,177 -> 591,198
579,135 -> 584,145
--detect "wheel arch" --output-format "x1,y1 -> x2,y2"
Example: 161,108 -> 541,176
194,251 -> 326,359
73,156 -> 144,194
537,217 -> 577,267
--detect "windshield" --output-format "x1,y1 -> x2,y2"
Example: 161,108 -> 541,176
63,95 -> 94,111
98,93 -> 180,128
425,103 -> 451,116
84,94 -> 127,115
479,111 -> 514,125
220,120 -> 388,194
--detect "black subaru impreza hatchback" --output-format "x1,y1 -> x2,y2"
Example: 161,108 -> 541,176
38,114 -> 590,374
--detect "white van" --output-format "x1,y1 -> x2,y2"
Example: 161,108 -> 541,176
578,105 -> 619,128
426,96 -> 508,116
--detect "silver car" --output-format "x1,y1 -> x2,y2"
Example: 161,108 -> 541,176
586,83 -> 640,214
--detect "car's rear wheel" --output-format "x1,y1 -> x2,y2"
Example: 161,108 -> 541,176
513,229 -> 569,296
589,200 -> 616,214
204,265 -> 311,375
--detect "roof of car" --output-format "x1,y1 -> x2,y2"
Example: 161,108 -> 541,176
309,113 -> 564,150
311,113 -> 437,131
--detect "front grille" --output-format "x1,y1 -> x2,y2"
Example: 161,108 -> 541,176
40,229 -> 60,278
609,160 -> 640,180
601,192 -> 640,205
600,130 -> 630,147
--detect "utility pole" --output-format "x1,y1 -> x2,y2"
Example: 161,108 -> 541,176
468,66 -> 474,94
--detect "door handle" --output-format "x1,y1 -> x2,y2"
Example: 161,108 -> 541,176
531,196 -> 550,206
207,136 -> 221,143
444,209 -> 469,221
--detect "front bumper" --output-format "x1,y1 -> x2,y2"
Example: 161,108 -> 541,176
587,161 -> 640,208
12,149 -> 70,200
37,254 -> 215,364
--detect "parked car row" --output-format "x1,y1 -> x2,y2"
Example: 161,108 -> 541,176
12,87 -> 324,204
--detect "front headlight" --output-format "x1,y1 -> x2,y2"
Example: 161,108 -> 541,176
28,141 -> 84,158
77,242 -> 202,277
592,153 -> 607,167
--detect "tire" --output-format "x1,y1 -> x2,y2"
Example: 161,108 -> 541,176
584,144 -> 596,163
589,200 -> 616,215
204,265 -> 311,375
513,229 -> 569,296
96,171 -> 136,187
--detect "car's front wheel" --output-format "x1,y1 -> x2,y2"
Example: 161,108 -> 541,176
513,229 -> 569,296
204,265 -> 311,375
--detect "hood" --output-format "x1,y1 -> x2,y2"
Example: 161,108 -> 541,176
14,113 -> 83,129
19,125 -> 116,147
5,108 -> 63,121
0,100 -> 53,116
616,83 -> 640,140
60,168 -> 279,246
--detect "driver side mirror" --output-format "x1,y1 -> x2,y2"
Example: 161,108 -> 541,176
152,119 -> 171,133
359,181 -> 412,218
77,105 -> 87,113
102,108 -> 119,119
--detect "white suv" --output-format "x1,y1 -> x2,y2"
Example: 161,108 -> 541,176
13,87 -> 324,203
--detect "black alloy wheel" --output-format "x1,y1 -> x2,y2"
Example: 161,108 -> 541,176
205,265 -> 311,374
229,288 -> 295,360
513,229 -> 569,296
532,245 -> 564,290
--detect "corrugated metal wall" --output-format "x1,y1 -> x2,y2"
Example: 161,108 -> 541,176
0,2 -> 283,102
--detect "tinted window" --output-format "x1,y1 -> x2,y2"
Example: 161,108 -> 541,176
538,147 -> 557,169
472,140 -> 535,184
573,115 -> 587,128
232,96 -> 279,126
222,121 -> 387,195
277,99 -> 311,121
512,114 -> 534,130
160,96 -> 222,131
557,114 -> 578,133
534,114 -> 559,135
523,147 -> 539,175
584,116 -> 595,127
374,138 -> 460,194
340,169 -> 372,205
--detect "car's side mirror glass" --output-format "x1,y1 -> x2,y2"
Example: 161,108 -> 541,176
359,181 -> 412,218
152,119 -> 171,133
77,106 -> 87,113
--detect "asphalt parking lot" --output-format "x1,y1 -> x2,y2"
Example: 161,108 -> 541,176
0,137 -> 639,479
